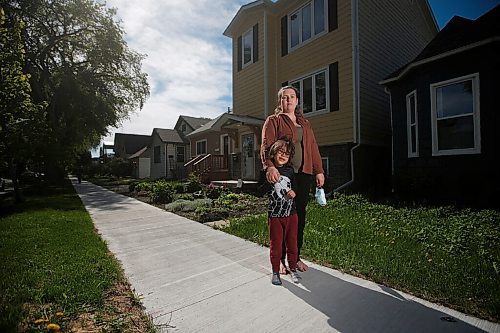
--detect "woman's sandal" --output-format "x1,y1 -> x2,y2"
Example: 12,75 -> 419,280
297,260 -> 308,272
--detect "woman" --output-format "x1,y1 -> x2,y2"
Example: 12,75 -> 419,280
261,86 -> 325,273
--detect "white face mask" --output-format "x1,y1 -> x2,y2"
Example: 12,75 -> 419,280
315,187 -> 327,206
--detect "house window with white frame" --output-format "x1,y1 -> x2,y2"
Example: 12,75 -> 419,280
196,140 -> 207,155
321,157 -> 329,177
430,73 -> 480,155
289,0 -> 326,50
290,68 -> 328,115
176,146 -> 185,163
406,90 -> 418,157
242,28 -> 253,67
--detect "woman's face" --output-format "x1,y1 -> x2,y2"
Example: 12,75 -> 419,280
280,88 -> 298,114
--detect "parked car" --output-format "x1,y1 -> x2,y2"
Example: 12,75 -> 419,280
19,171 -> 44,184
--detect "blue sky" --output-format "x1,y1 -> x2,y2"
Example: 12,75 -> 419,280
428,0 -> 499,28
97,0 -> 499,154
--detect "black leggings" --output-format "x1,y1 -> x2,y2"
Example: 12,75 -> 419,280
282,172 -> 312,261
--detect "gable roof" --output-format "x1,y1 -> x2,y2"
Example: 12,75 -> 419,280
152,128 -> 185,143
223,0 -> 274,37
174,115 -> 212,131
128,146 -> 149,159
113,133 -> 151,155
381,5 -> 500,84
187,113 -> 264,137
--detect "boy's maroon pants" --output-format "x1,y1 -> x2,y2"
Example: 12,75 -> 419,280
268,213 -> 298,272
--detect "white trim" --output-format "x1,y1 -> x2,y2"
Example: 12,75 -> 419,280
288,0 -> 328,53
333,0 -> 360,192
195,139 -> 207,155
290,67 -> 329,116
406,90 -> 419,158
430,73 -> 481,156
242,27 -> 253,68
321,157 -> 329,176
220,134 -> 230,155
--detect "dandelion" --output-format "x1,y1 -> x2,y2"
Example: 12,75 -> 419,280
56,312 -> 64,316
34,319 -> 45,324
47,323 -> 61,331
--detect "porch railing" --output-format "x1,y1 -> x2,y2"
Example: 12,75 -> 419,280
185,154 -> 230,181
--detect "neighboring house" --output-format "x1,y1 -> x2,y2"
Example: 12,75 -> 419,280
174,115 -> 212,160
128,146 -> 150,179
149,115 -> 211,180
150,128 -> 187,179
380,5 -> 500,204
113,133 -> 151,159
186,111 -> 264,180
222,0 -> 438,191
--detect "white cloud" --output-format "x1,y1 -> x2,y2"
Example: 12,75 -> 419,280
101,0 -> 247,143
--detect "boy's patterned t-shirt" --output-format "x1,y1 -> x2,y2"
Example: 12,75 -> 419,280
268,165 -> 296,218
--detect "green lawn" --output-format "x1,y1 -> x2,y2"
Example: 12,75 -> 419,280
222,193 -> 500,322
0,181 -> 152,332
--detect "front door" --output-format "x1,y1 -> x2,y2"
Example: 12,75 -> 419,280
241,133 -> 255,179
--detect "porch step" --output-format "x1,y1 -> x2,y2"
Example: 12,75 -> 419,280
210,179 -> 259,190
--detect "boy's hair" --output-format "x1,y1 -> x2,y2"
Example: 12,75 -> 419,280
268,139 -> 295,163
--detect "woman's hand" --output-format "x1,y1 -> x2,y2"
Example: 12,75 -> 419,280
316,173 -> 325,188
266,166 -> 280,184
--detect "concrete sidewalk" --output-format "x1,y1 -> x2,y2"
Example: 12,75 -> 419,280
72,179 -> 499,333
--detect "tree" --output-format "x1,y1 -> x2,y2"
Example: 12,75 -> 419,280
0,6 -> 47,201
6,0 -> 150,180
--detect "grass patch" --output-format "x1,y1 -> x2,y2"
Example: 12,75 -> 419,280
222,193 -> 500,322
0,180 -> 154,332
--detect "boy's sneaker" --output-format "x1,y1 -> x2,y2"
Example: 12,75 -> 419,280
290,270 -> 301,284
272,272 -> 282,285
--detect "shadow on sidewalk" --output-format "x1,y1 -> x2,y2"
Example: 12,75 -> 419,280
283,267 -> 485,333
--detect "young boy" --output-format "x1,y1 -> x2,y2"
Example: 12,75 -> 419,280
266,140 -> 300,285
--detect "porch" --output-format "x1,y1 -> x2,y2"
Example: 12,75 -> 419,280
184,154 -> 231,182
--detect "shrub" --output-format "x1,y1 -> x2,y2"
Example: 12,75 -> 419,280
165,198 -> 212,213
134,180 -> 154,192
214,192 -> 241,207
149,180 -> 174,204
205,184 -> 228,199
173,182 -> 186,194
185,173 -> 203,193
195,206 -> 230,223
176,193 -> 194,201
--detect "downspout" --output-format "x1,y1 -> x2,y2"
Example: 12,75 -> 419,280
333,0 -> 361,192
263,9 -> 269,119
385,86 -> 394,192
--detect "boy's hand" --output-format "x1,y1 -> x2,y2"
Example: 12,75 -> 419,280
286,190 -> 296,199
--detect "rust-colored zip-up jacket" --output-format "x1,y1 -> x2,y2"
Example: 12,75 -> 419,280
261,112 -> 324,176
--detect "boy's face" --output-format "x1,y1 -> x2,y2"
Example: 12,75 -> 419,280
274,148 -> 290,167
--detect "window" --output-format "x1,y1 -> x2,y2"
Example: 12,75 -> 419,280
154,146 -> 161,163
196,140 -> 207,155
406,90 -> 418,157
289,0 -> 326,50
430,73 -> 480,155
242,28 -> 253,67
290,68 -> 329,115
176,146 -> 185,163
181,124 -> 186,132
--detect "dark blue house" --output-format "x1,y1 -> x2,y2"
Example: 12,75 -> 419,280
380,5 -> 500,206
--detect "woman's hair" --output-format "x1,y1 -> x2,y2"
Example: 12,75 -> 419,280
273,85 -> 303,115
268,139 -> 295,162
